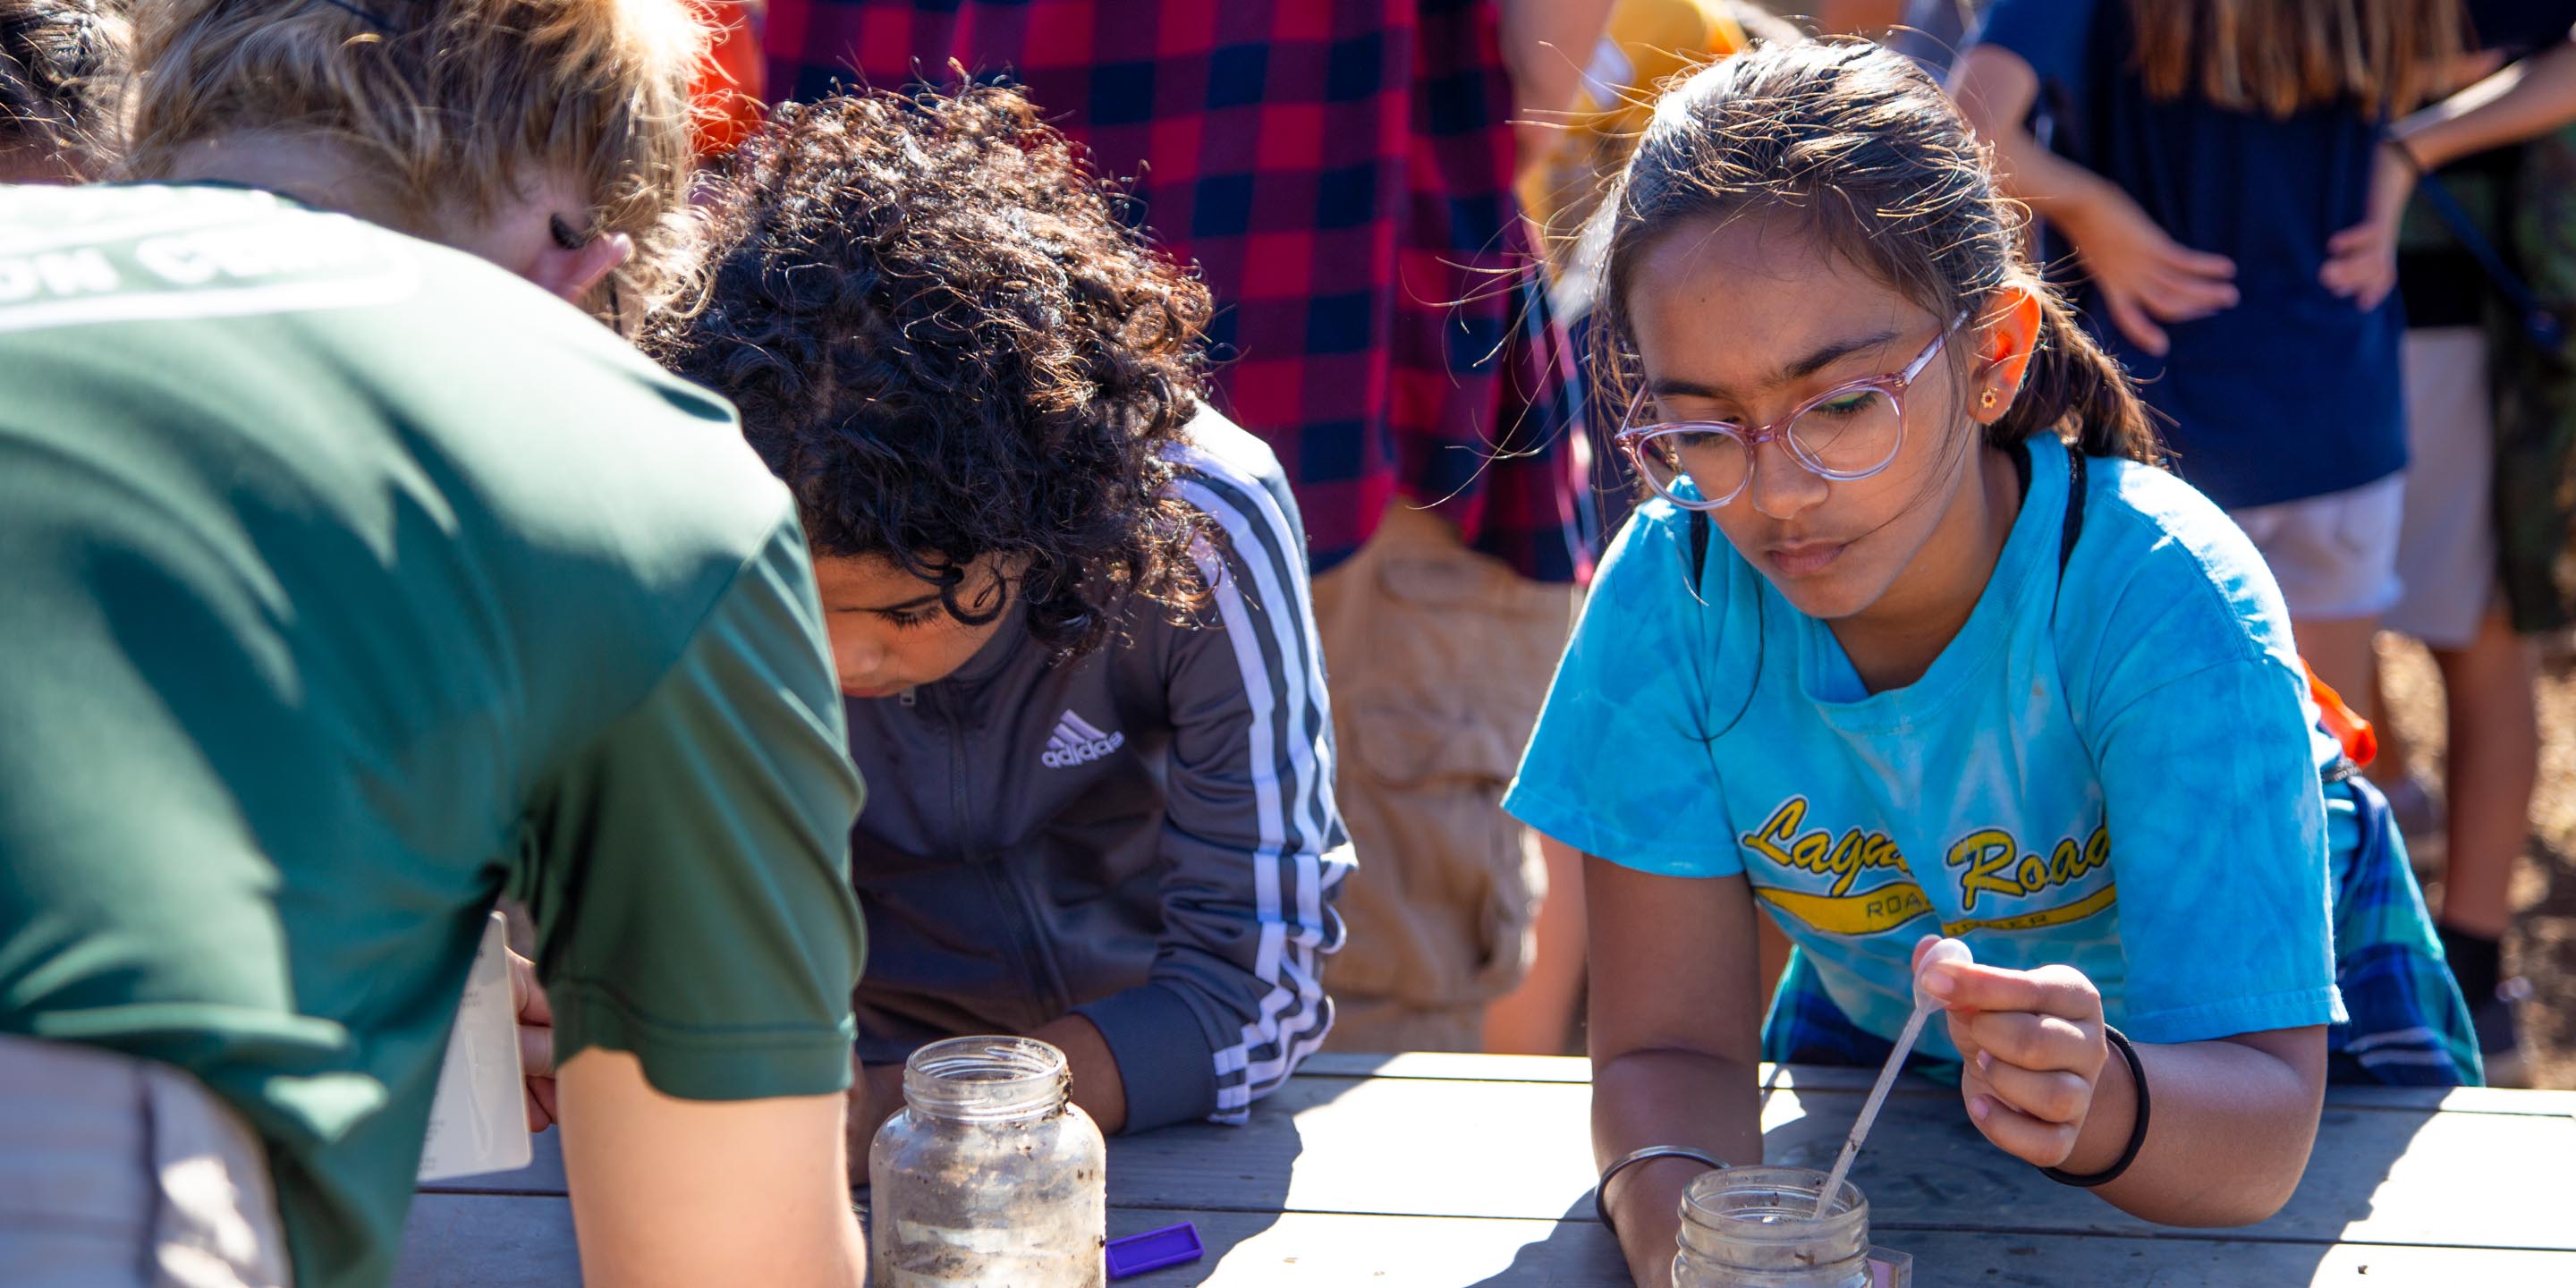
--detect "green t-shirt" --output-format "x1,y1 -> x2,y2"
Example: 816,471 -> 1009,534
0,184 -> 866,1288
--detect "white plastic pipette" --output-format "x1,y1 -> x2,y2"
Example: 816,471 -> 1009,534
1814,937 -> 1974,1217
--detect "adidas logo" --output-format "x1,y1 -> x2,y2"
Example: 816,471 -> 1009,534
1041,710 -> 1126,769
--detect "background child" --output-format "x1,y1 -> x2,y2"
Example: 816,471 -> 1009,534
648,87 -> 1352,1145
1952,0 -> 2576,754
1504,43 -> 2475,1284
2377,140 -> 2549,1083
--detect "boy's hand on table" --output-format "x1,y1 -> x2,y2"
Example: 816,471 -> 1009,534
1915,949 -> 2129,1173
1030,1013 -> 1128,1136
845,1062 -> 907,1184
843,1013 -> 1132,1184
505,948 -> 557,1131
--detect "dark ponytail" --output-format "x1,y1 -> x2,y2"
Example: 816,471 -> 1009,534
1596,40 -> 2162,467
1997,290 -> 2161,465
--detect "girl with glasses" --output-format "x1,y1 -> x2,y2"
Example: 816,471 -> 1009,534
1503,42 -> 2475,1284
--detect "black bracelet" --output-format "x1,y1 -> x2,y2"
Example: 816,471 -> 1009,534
2041,1024 -> 2150,1187
1594,1146 -> 1725,1235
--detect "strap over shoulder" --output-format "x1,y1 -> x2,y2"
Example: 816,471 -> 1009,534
2059,441 -> 2087,578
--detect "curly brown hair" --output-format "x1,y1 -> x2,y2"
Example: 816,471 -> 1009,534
1,0 -> 128,174
647,86 -> 1215,661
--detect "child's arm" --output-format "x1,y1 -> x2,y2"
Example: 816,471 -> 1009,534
837,988 -> 1138,1148
1058,446 -> 1350,1136
1919,959 -> 2327,1225
2324,33 -> 2576,309
558,1049 -> 869,1288
1029,1013 -> 1130,1133
1586,856 -> 1768,1288
1951,44 -> 2238,356
1497,0 -> 1619,176
1812,0 -> 1908,38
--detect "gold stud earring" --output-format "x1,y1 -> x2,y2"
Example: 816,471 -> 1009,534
1979,390 -> 1998,409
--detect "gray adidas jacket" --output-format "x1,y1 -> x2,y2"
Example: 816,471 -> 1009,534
844,410 -> 1352,1131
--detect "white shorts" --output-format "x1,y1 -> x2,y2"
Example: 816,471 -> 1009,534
2385,327 -> 2500,649
0,1035 -> 290,1288
2229,473 -> 2406,621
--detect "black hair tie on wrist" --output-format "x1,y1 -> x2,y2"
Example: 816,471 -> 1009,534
1594,1146 -> 1724,1235
2041,1024 -> 2150,1188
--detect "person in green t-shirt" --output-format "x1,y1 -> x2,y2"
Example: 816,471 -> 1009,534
0,4 -> 870,1287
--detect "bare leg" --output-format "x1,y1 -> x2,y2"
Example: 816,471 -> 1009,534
1483,833 -> 1589,1055
2428,607 -> 2538,941
2294,615 -> 2382,717
2364,637 -> 2414,787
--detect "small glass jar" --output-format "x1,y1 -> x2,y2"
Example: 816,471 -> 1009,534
869,1036 -> 1106,1287
1671,1166 -> 1883,1288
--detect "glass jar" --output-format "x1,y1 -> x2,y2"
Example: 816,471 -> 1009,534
1671,1166 -> 1877,1288
869,1036 -> 1106,1287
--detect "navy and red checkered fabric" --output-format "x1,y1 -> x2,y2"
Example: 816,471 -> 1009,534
762,0 -> 1596,581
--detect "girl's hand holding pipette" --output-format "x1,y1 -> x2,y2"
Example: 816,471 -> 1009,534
1912,937 -> 2134,1174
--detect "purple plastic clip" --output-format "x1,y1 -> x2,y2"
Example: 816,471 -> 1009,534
1105,1223 -> 1204,1280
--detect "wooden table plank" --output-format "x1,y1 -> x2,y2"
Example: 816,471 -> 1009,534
1296,1052 -> 1595,1084
1100,1072 -> 2576,1250
1761,1090 -> 2576,1251
408,1059 -> 2576,1288
394,1194 -> 582,1287
1872,1232 -> 2572,1288
392,1197 -> 1627,1288
394,1193 -> 2576,1287
428,1073 -> 2576,1250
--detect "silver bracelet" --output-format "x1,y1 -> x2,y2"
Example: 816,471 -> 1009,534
1593,1145 -> 1726,1234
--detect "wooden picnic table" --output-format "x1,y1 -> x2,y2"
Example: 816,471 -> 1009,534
394,1053 -> 2576,1285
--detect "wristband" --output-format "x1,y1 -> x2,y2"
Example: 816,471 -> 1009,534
2041,1024 -> 2150,1188
1594,1145 -> 1725,1234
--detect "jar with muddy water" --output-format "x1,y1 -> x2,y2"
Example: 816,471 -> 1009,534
1672,1165 -> 1910,1288
869,1036 -> 1106,1287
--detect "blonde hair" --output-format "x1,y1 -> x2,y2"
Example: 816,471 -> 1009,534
123,0 -> 709,318
2133,0 -> 2467,118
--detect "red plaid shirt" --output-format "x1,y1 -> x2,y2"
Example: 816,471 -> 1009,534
762,0 -> 1595,581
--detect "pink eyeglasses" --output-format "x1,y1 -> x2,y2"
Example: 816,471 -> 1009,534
1614,316 -> 1962,511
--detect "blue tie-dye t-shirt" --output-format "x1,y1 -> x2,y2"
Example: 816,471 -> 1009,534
1504,445 -> 2347,1059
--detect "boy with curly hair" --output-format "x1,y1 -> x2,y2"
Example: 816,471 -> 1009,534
0,0 -> 126,181
648,87 -> 1352,1142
